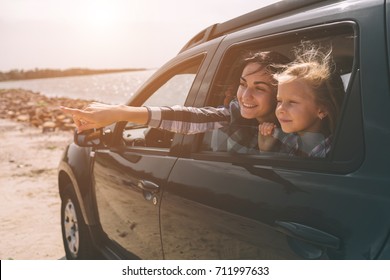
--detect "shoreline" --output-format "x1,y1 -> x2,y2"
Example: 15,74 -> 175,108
0,68 -> 148,83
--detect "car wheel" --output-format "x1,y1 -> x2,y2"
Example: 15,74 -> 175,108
61,183 -> 97,259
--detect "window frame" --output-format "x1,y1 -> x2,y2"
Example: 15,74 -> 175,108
111,54 -> 207,152
187,21 -> 364,174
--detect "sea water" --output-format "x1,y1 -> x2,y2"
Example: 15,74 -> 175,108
0,69 -> 156,104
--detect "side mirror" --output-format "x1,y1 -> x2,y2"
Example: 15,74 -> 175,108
74,128 -> 115,148
74,129 -> 103,147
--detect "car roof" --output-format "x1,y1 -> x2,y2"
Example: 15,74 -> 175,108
179,0 -> 344,53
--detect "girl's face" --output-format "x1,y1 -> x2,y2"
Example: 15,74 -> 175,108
236,62 -> 277,123
276,78 -> 326,135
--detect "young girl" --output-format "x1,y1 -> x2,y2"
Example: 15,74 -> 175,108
258,43 -> 345,157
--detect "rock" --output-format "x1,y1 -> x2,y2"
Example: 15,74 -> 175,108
0,89 -> 95,133
56,114 -> 66,121
7,111 -> 15,117
30,119 -> 42,127
42,121 -> 56,133
61,123 -> 77,131
17,114 -> 30,122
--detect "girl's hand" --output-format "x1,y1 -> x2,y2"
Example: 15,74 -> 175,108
258,122 -> 277,151
259,122 -> 276,136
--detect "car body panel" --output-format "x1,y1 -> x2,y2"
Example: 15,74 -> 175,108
58,143 -> 98,225
92,148 -> 177,259
162,158 -> 390,259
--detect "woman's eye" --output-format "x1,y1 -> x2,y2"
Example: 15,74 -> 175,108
255,87 -> 266,92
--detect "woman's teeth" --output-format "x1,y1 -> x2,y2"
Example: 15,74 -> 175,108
243,103 -> 256,108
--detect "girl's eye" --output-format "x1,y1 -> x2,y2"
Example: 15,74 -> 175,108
277,100 -> 298,106
239,83 -> 247,88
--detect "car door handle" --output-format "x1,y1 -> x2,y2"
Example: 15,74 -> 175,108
122,179 -> 160,194
138,180 -> 160,194
275,221 -> 340,249
122,179 -> 160,203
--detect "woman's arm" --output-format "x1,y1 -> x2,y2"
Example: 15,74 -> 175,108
61,102 -> 231,134
61,103 -> 149,132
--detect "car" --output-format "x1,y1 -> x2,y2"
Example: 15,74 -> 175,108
58,0 -> 390,260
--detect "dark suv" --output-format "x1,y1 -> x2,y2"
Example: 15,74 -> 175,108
58,0 -> 390,260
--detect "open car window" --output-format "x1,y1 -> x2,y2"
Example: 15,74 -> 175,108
197,22 -> 358,164
122,56 -> 204,149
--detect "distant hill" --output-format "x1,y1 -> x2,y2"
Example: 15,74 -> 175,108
0,68 -> 147,82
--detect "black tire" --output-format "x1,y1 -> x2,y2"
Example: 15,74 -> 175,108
61,183 -> 97,259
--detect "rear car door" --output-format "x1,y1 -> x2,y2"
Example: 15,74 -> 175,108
160,1 -> 390,259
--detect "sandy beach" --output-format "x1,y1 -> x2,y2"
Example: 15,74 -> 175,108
0,89 -> 93,260
0,118 -> 73,260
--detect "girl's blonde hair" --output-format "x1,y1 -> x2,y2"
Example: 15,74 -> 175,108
274,42 -> 345,135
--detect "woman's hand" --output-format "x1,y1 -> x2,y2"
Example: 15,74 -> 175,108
60,102 -> 126,132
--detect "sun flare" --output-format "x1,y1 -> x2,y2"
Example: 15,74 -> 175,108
84,1 -> 119,28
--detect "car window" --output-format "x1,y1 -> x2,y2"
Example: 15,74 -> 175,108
198,23 -> 357,162
122,57 -> 204,149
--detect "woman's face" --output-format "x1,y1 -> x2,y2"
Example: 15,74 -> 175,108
236,62 -> 277,123
276,78 -> 325,135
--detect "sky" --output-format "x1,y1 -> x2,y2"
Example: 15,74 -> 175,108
0,0 -> 279,72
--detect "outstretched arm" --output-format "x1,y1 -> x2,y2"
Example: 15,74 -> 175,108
61,102 -> 231,134
61,102 -> 149,132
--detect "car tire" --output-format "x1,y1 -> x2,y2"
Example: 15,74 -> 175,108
61,183 -> 97,260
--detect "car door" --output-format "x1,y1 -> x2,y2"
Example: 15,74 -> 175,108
159,17 -> 390,259
91,54 -> 209,259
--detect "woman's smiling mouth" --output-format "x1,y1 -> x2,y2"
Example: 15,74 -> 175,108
242,103 -> 257,108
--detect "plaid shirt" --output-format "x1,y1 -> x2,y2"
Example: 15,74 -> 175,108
272,128 -> 332,158
145,100 -> 260,153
